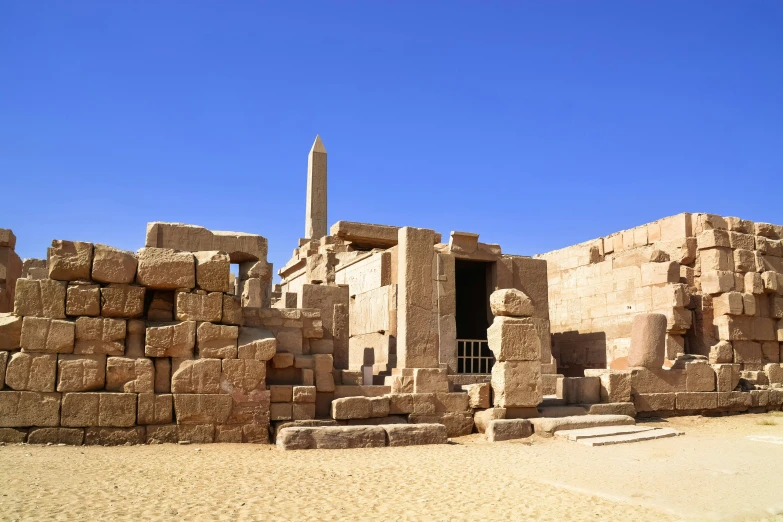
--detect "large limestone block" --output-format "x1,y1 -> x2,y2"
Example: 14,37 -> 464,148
239,278 -> 264,308
91,244 -> 138,284
489,289 -> 533,317
0,391 -> 61,427
640,262 -> 680,286
5,352 -> 57,391
197,322 -> 238,359
331,396 -> 371,420
154,358 -> 171,393
696,229 -> 731,250
136,248 -> 195,290
486,419 -> 533,442
106,357 -> 155,392
20,317 -> 74,354
74,317 -> 126,355
383,423 -> 448,446
0,228 -> 16,249
465,383 -> 491,409
221,295 -> 243,326
147,291 -> 174,321
220,359 -> 265,392
65,283 -> 100,316
175,291 -> 222,322
28,427 -> 84,445
14,279 -> 67,318
564,376 -> 600,404
714,315 -> 753,341
56,354 -> 106,392
713,292 -> 744,317
702,270 -> 735,295
137,393 -> 173,424
630,367 -> 687,393
237,327 -> 276,360
292,386 -> 317,403
491,361 -> 542,408
48,240 -> 93,281
487,317 -> 541,362
145,321 -> 196,358
100,284 -> 145,318
628,313 -> 666,369
685,362 -> 716,392
171,358 -> 221,393
0,313 -> 22,349
765,363 -> 783,385
276,425 -> 387,450
675,392 -> 718,411
584,369 -> 632,403
84,427 -> 145,446
173,394 -> 231,424
144,222 -> 268,263
761,271 -> 783,294
193,251 -> 230,292
61,392 -> 137,427
408,412 -> 474,437
397,227 -> 438,369
413,368 -> 449,393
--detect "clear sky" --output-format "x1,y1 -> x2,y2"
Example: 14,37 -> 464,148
2,2 -> 781,279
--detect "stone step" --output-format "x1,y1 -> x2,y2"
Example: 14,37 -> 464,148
554,425 -> 655,441
538,405 -> 588,418
576,428 -> 683,447
529,414 -> 635,436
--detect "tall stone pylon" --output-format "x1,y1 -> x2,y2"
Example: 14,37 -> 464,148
305,135 -> 328,240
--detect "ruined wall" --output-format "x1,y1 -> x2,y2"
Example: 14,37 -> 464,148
0,223 -> 334,445
0,229 -> 22,313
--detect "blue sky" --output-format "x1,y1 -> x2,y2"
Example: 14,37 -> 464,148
1,2 -> 781,279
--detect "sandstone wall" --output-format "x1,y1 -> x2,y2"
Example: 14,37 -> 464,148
538,213 -> 783,376
0,229 -> 22,313
0,224 -> 337,445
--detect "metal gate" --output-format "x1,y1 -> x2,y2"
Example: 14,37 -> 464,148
457,339 -> 495,374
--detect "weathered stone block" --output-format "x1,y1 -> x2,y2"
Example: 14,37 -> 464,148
48,240 -> 93,281
408,412 -> 474,437
57,354 -> 106,392
630,368 -> 687,393
145,321 -> 196,358
685,362 -> 715,392
486,419 -> 533,442
215,425 -> 243,443
106,357 -> 154,392
702,270 -> 735,295
100,284 -> 145,318
383,423 -> 448,446
197,322 -> 238,359
487,317 -> 541,362
315,371 -> 335,392
84,427 -> 145,446
61,392 -> 137,427
5,352 -> 57,391
675,392 -> 718,411
136,248 -> 195,290
331,396 -> 371,420
276,425 -> 386,450
633,393 -> 676,412
221,294 -> 243,326
434,392 -> 470,413
489,288 -> 533,317
766,363 -> 783,385
137,393 -> 173,425
14,279 -> 67,318
0,391 -> 61,427
270,385 -> 293,403
293,386 -> 317,403
237,327 -> 276,360
146,424 -> 179,444
171,358 -> 221,394
713,292 -> 744,317
194,251 -> 230,293
270,402 -> 293,421
0,314 -> 22,350
74,317 -> 125,355
491,361 -> 542,408
714,315 -> 753,341
709,341 -> 734,364
154,358 -> 171,393
564,376 -> 600,404
628,313 -> 666,368
641,261 -> 680,285
175,291 -> 222,322
91,244 -> 138,284
465,383 -> 491,409
220,359 -> 265,393
173,394 -> 231,424
714,363 -> 740,392
65,283 -> 100,316
28,427 -> 84,445
293,403 -> 316,420
734,340 -> 762,365
413,368 -> 449,394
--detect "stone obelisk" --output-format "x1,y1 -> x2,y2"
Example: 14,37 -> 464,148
305,135 -> 327,240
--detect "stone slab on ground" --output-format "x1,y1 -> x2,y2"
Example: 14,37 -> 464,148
486,419 -> 534,442
382,423 -> 448,446
530,415 -> 635,436
537,405 -> 588,418
576,427 -> 683,447
554,425 -> 655,442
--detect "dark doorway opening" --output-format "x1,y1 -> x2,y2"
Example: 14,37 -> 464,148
455,259 -> 494,373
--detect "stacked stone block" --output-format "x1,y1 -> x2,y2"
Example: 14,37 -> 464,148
0,223 -> 341,444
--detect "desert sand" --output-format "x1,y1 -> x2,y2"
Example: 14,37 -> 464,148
2,413 -> 783,521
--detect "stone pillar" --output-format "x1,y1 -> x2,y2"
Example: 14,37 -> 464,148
488,289 -> 543,409
305,135 -> 327,240
628,313 -> 667,368
397,227 -> 438,369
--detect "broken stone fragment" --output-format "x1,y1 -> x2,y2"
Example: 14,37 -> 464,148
489,288 -> 534,317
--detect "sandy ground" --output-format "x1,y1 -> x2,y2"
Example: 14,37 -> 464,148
2,414 -> 783,522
